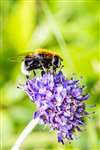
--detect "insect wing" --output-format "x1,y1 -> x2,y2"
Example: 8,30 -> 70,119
8,51 -> 34,63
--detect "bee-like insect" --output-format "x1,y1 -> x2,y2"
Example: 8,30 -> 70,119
10,49 -> 63,77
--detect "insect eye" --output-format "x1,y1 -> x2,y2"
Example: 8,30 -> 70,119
53,56 -> 59,67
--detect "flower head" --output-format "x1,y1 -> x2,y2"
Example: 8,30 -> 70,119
20,71 -> 89,144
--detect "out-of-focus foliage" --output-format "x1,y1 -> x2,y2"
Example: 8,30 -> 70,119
0,0 -> 99,150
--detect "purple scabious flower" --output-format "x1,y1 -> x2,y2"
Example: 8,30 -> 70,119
20,71 -> 89,144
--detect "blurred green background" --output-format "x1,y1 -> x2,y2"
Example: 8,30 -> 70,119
0,0 -> 100,150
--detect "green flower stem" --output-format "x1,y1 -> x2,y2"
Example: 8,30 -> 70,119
11,118 -> 39,150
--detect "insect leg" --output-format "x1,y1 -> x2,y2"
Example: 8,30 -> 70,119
26,75 -> 29,79
41,70 -> 45,76
52,64 -> 57,74
39,61 -> 46,72
59,64 -> 64,71
33,70 -> 36,76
